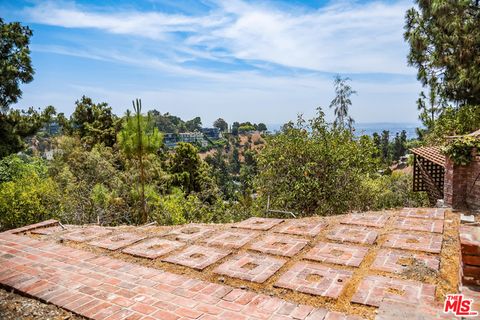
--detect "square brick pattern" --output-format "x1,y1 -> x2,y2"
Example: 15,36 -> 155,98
327,225 -> 378,244
371,249 -> 440,274
163,245 -> 231,270
202,228 -> 259,249
249,234 -> 308,257
399,208 -> 445,220
166,224 -> 214,242
305,241 -> 368,267
341,213 -> 389,228
61,227 -> 112,242
122,238 -> 184,259
233,217 -> 284,231
88,232 -> 146,251
214,252 -> 285,283
383,233 -> 442,253
30,225 -> 66,235
274,262 -> 352,298
393,217 -> 444,233
351,275 -> 436,307
274,219 -> 326,237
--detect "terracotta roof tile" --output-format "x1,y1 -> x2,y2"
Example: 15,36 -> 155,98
410,146 -> 445,167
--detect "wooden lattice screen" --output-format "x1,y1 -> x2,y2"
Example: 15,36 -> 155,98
413,154 -> 445,203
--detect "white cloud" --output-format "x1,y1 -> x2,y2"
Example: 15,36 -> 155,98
24,0 -> 413,75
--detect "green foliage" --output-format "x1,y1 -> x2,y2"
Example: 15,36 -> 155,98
0,18 -> 34,111
405,0 -> 480,106
67,96 -> 120,148
442,136 -> 480,166
148,110 -> 187,133
357,172 -> 429,210
255,110 -> 378,216
239,124 -> 255,133
425,105 -> 480,143
213,118 -> 228,132
118,99 -> 163,223
0,155 -> 62,231
0,106 -> 56,159
185,116 -> 202,132
329,75 -> 356,132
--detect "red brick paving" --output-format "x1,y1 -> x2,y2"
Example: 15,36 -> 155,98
214,252 -> 285,283
304,242 -> 368,267
202,228 -> 259,249
327,225 -> 378,244
382,233 -> 443,253
0,232 -> 350,320
165,224 -> 214,242
341,213 -> 389,228
275,220 -> 326,237
162,245 -> 231,270
8,219 -> 59,234
371,249 -> 440,274
324,311 -> 364,320
61,227 -> 112,242
249,234 -> 308,257
274,262 -> 352,298
122,238 -> 185,259
393,217 -> 444,233
89,232 -> 147,251
233,217 -> 284,231
398,208 -> 445,220
351,275 -> 436,307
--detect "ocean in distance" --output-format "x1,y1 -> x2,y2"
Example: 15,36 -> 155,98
267,122 -> 420,140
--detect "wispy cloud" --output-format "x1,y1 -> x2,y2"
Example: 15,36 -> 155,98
24,0 -> 412,75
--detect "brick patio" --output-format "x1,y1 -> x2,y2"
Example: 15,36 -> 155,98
351,275 -> 436,307
214,252 -> 285,283
61,227 -> 112,242
122,238 -> 185,259
398,208 -> 445,220
89,232 -> 147,251
0,207 -> 467,320
341,213 -> 389,228
393,217 -> 444,233
162,245 -> 231,270
371,249 -> 440,274
327,225 -> 378,244
165,224 -> 214,242
382,233 -> 443,253
202,228 -> 259,249
274,220 -> 326,237
304,242 -> 368,267
233,217 -> 284,231
274,262 -> 352,298
249,234 -> 309,257
0,232 -> 340,320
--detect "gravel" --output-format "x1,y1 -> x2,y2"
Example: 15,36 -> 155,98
0,287 -> 84,320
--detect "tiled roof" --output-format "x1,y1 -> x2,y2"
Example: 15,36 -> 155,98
410,146 -> 446,167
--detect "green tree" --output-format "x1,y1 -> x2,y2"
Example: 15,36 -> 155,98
328,75 -> 356,132
257,123 -> 267,131
213,118 -> 228,132
0,106 -> 56,158
0,155 -> 62,231
255,109 -> 377,216
380,130 -> 391,163
0,19 -> 34,112
185,116 -> 202,132
117,99 -> 163,223
405,0 -> 480,106
69,96 -> 120,147
232,122 -> 240,135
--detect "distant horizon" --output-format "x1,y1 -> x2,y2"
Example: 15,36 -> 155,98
4,0 -> 423,125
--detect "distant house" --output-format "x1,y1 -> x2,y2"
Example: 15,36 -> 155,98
163,131 -> 209,148
201,127 -> 221,140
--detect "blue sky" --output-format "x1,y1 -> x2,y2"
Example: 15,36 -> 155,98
3,0 -> 422,126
